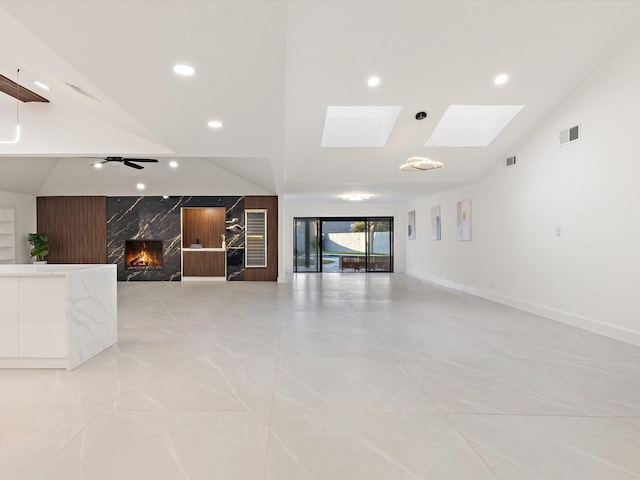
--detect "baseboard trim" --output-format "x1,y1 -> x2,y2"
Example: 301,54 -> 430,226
406,270 -> 640,348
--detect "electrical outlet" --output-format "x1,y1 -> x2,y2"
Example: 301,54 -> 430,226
556,227 -> 561,236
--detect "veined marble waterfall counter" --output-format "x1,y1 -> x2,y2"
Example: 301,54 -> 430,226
0,264 -> 117,370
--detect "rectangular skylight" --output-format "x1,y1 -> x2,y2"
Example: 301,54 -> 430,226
428,105 -> 524,147
321,106 -> 402,147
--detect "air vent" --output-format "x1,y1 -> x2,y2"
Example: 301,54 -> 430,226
506,155 -> 516,167
559,124 -> 580,146
64,82 -> 101,103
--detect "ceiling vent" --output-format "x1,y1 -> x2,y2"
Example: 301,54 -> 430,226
506,155 -> 516,167
64,81 -> 101,103
559,124 -> 580,146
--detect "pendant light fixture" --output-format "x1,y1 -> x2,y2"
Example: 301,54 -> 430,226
400,156 -> 444,171
399,111 -> 443,172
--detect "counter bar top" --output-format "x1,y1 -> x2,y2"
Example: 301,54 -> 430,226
0,264 -> 114,276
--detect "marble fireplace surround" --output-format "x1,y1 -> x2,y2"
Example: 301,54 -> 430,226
107,196 -> 245,281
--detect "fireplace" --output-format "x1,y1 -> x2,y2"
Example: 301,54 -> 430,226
125,240 -> 163,269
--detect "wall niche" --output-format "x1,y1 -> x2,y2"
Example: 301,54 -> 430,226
181,207 -> 227,280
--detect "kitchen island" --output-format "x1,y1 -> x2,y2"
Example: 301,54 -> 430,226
0,264 -> 117,370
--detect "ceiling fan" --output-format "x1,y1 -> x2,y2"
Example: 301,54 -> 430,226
91,157 -> 159,170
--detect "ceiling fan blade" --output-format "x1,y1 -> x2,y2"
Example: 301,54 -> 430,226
89,159 -> 109,167
124,160 -> 144,170
87,156 -> 157,168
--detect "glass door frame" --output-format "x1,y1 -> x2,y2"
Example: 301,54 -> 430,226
293,216 -> 394,273
293,217 -> 321,273
365,217 -> 394,273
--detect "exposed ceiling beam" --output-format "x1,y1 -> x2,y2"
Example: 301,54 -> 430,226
0,73 -> 49,103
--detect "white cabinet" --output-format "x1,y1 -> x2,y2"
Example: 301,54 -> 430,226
0,206 -> 15,264
0,276 -> 66,360
0,278 -> 19,356
18,277 -> 67,358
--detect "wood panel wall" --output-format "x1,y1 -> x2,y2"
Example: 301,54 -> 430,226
244,196 -> 278,281
182,251 -> 226,277
36,196 -> 107,264
181,207 -> 226,248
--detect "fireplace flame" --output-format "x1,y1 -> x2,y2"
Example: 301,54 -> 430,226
126,241 -> 163,269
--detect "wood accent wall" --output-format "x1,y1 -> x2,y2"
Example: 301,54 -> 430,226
36,196 -> 107,264
244,196 -> 278,281
181,207 -> 226,248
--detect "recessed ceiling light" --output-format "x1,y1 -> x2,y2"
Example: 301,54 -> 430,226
169,161 -> 178,168
207,120 -> 223,129
33,81 -> 50,91
136,183 -> 145,190
93,163 -> 102,169
367,76 -> 380,87
494,73 -> 509,85
162,195 -> 169,199
173,64 -> 195,76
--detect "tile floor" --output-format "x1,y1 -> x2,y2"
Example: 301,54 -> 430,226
3,273 -> 640,479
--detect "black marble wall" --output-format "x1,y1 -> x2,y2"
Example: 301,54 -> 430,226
107,196 -> 245,281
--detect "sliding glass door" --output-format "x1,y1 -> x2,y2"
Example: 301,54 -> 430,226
293,218 -> 320,272
366,218 -> 393,272
293,216 -> 393,273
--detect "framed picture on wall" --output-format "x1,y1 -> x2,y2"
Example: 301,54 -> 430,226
408,211 -> 416,240
457,199 -> 471,241
431,205 -> 441,240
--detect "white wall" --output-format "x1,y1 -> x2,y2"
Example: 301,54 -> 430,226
406,31 -> 640,346
282,198 -> 406,276
0,190 -> 37,263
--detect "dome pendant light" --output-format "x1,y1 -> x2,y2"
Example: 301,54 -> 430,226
400,111 -> 443,172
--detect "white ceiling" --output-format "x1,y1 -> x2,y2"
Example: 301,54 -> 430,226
1,1 -> 640,203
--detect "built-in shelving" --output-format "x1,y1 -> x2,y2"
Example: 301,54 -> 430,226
0,206 -> 16,264
180,207 -> 227,281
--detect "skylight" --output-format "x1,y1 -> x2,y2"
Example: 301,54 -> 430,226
321,106 -> 402,147
428,105 -> 524,147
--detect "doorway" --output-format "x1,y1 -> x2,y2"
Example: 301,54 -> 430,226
293,217 -> 393,273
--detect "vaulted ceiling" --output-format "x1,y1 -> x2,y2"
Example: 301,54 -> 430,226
1,1 -> 640,202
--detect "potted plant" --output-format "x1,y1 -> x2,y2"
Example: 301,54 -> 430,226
28,233 -> 50,264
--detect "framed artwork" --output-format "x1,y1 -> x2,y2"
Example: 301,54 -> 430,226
431,206 -> 441,240
457,199 -> 471,241
408,211 -> 416,240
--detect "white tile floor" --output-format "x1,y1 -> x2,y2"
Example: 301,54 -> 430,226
3,273 -> 640,479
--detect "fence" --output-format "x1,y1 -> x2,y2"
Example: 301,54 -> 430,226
322,232 -> 390,255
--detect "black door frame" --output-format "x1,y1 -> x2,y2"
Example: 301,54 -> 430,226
293,216 -> 394,273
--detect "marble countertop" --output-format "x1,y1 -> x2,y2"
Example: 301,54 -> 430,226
0,264 -> 116,276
